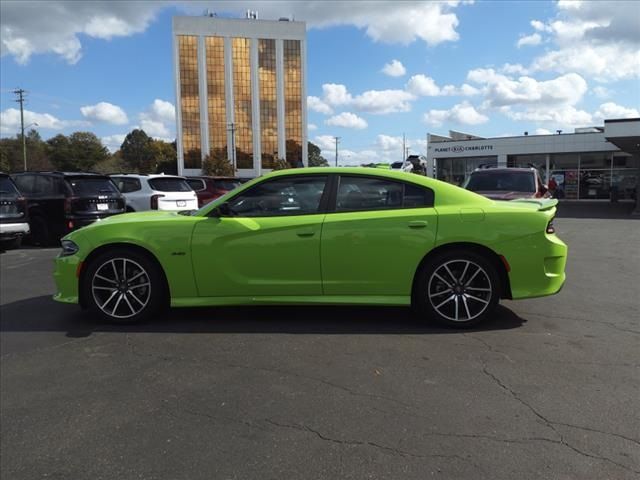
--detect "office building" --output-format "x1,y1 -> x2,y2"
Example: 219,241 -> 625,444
173,14 -> 307,177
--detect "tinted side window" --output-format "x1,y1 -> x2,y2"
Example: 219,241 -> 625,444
336,177 -> 434,212
13,175 -> 35,194
228,176 -> 328,217
114,178 -> 141,193
403,183 -> 434,208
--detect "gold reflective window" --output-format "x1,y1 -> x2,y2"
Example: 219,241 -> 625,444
232,38 -> 253,169
178,35 -> 201,169
259,39 -> 277,169
284,40 -> 302,166
205,36 -> 228,162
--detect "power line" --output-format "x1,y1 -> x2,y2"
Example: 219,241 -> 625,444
13,88 -> 27,171
333,136 -> 340,167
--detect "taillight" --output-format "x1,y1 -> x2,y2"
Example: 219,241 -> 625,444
16,197 -> 27,216
64,196 -> 79,214
150,194 -> 165,210
546,218 -> 556,234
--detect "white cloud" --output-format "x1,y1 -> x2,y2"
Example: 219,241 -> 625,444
307,96 -> 334,115
80,102 -> 128,125
592,86 -> 613,99
423,102 -> 489,127
326,112 -> 368,129
381,59 -> 406,77
0,1 -> 161,64
308,123 -> 318,131
1,107 -> 68,133
406,74 -> 440,96
593,102 -> 640,120
505,105 -> 592,127
138,99 -> 175,139
352,89 -> 415,114
467,69 -> 588,107
517,33 -> 542,48
376,134 -> 403,151
534,128 -> 553,135
322,84 -> 353,106
523,1 -> 640,81
314,135 -> 337,151
102,134 -> 126,152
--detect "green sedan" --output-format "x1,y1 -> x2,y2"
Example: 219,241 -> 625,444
53,167 -> 567,328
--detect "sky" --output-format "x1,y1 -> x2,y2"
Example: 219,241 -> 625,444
1,0 -> 639,165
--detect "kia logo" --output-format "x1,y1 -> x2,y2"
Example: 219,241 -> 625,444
452,145 -> 464,153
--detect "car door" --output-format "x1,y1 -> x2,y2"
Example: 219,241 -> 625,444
191,175 -> 329,297
321,174 -> 438,296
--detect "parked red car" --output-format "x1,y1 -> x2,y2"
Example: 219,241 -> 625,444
186,176 -> 241,207
463,167 -> 549,200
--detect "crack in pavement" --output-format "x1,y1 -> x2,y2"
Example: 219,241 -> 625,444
263,419 -> 472,464
520,311 -> 640,335
480,365 -> 640,474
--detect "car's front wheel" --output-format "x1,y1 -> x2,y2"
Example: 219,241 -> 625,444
83,248 -> 165,323
414,250 -> 500,328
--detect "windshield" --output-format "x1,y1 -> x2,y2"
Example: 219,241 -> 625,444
67,177 -> 119,196
0,176 -> 19,196
465,171 -> 536,193
148,177 -> 192,192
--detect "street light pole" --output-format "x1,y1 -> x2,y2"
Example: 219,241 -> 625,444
13,89 -> 27,171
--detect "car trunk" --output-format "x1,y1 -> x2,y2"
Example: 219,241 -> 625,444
0,176 -> 28,223
65,177 -> 125,217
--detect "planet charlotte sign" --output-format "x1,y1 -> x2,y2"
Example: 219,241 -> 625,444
433,145 -> 494,153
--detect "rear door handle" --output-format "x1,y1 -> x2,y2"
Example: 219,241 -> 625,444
297,229 -> 315,237
408,221 -> 428,228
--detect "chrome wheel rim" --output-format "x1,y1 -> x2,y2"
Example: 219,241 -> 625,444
427,260 -> 492,322
91,258 -> 151,319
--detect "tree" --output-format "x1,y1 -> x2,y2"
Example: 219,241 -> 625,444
47,134 -> 73,170
69,132 -> 108,171
151,139 -> 177,174
120,129 -> 154,173
0,146 -> 9,172
308,141 -> 328,167
271,158 -> 290,170
47,132 -> 107,171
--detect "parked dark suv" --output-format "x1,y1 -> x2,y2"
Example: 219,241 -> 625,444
11,172 -> 125,245
0,173 -> 30,249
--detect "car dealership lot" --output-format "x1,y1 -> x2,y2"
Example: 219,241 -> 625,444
1,216 -> 639,479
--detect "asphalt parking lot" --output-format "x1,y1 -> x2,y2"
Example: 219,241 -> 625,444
1,214 -> 639,480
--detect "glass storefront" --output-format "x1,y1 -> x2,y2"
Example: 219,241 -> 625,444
437,151 -> 636,200
435,156 -> 497,186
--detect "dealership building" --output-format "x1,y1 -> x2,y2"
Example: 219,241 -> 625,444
172,14 -> 307,177
426,118 -> 640,204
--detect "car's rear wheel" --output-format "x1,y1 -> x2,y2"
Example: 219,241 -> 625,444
83,248 -> 165,323
414,250 -> 500,328
0,236 -> 22,250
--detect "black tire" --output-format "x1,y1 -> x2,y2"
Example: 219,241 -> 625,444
414,249 -> 500,328
0,236 -> 22,250
82,248 -> 166,324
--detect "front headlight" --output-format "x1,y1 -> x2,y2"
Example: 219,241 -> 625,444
60,239 -> 79,257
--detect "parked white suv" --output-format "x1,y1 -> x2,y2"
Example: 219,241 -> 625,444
110,174 -> 198,212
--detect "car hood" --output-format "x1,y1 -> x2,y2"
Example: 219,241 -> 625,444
472,190 -> 536,200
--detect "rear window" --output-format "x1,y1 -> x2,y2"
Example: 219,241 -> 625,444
214,180 -> 240,191
67,177 -> 119,196
186,179 -> 206,191
465,171 -> 536,193
0,176 -> 19,196
148,178 -> 192,192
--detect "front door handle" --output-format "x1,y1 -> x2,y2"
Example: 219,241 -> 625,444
296,229 -> 315,237
408,220 -> 428,229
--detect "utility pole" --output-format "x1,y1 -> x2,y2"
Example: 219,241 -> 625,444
227,122 -> 236,171
402,132 -> 406,162
334,136 -> 340,167
14,88 -> 27,171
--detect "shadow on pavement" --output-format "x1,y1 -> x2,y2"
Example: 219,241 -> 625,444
1,295 -> 527,337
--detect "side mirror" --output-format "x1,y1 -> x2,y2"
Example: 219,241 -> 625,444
211,201 -> 233,217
